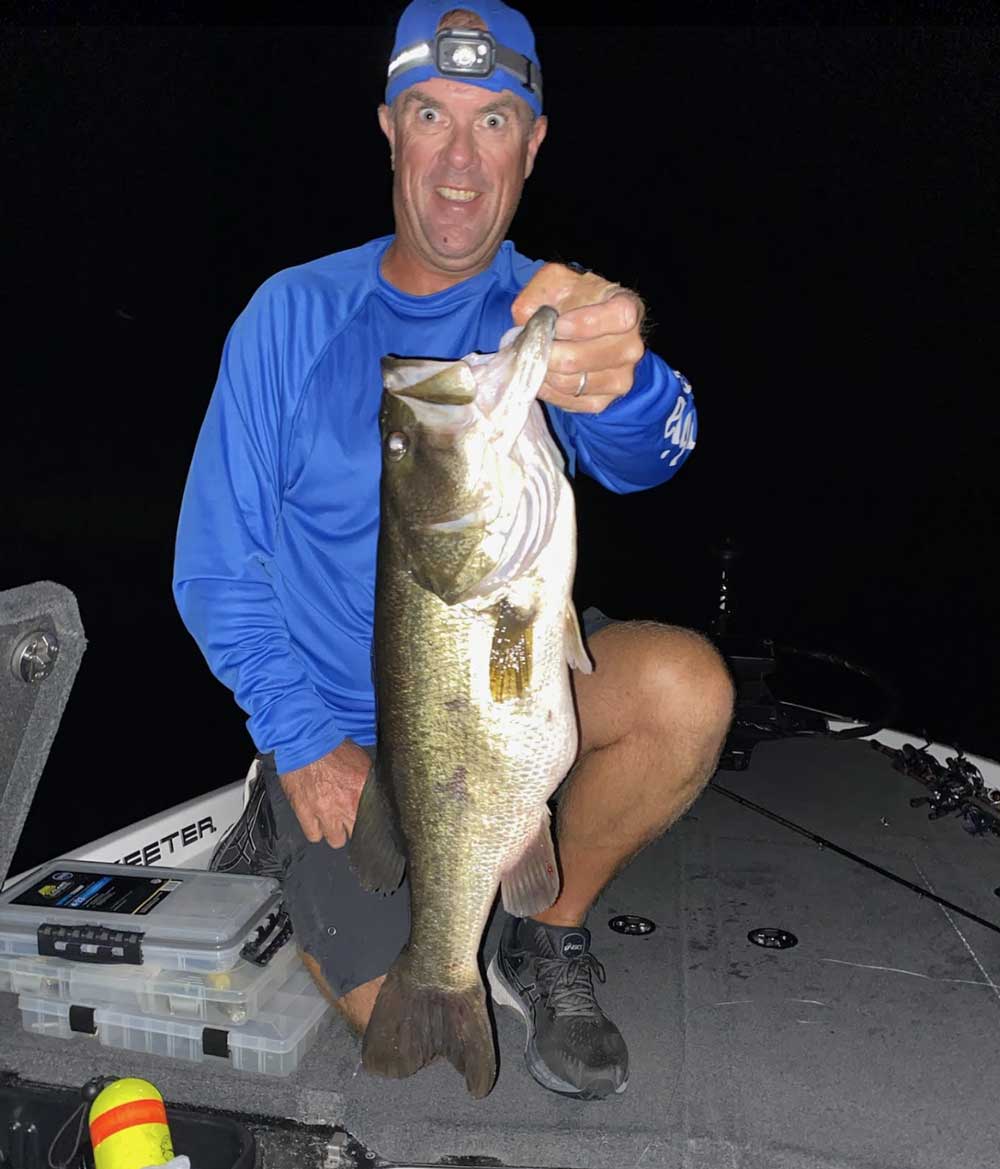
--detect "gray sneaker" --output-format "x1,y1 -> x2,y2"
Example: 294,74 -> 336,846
209,759 -> 284,879
487,916 -> 629,1100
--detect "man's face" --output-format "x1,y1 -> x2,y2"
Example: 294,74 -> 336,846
378,77 -> 547,285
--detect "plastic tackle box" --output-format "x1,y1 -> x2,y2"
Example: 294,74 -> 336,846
0,937 -> 299,1024
17,964 -> 331,1077
0,860 -> 282,972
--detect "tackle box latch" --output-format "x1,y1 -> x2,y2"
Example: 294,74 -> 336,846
37,922 -> 144,965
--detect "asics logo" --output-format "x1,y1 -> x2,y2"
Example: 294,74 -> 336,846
561,933 -> 586,957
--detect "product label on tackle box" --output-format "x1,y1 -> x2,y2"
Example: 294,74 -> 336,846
12,870 -> 182,916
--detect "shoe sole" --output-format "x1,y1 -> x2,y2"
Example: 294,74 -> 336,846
486,954 -> 629,1100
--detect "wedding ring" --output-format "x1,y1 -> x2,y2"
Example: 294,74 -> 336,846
575,372 -> 588,397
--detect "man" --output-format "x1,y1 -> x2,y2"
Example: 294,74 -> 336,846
174,0 -> 733,1101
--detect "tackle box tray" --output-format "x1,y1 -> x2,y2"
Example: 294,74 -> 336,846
0,936 -> 299,1025
17,964 -> 331,1077
0,860 -> 282,972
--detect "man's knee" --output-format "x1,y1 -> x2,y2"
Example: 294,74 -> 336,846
644,624 -> 734,734
621,623 -> 734,805
589,620 -> 734,741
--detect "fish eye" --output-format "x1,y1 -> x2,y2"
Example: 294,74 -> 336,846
386,431 -> 409,460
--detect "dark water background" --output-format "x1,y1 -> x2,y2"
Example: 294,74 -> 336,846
4,7 -> 998,874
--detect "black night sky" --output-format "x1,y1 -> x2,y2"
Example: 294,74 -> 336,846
4,3 -> 998,873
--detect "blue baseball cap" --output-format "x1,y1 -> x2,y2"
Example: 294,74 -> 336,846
386,1 -> 542,118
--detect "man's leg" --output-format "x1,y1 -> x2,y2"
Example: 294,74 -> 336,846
300,955 -> 384,1034
489,618 -> 734,1098
266,754 -> 410,1029
542,619 -> 734,927
211,751 -> 411,1035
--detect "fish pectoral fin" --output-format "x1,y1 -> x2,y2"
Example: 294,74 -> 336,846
500,811 -> 561,918
565,605 -> 594,674
489,599 -> 534,701
348,762 -> 407,893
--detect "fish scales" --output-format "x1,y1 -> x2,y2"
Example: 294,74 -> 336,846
351,306 -> 591,1098
383,515 -> 576,978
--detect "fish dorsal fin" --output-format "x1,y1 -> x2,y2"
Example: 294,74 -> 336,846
382,357 -> 477,405
489,598 -> 534,701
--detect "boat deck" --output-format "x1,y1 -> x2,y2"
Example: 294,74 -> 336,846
4,735 -> 1000,1168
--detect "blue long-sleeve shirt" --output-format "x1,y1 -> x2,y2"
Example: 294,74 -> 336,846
173,236 -> 697,774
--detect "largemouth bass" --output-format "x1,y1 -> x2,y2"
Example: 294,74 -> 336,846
349,306 -> 592,1098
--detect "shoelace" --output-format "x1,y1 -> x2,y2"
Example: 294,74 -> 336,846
534,952 -> 607,1019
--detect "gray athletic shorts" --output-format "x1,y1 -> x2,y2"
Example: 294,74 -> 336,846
264,606 -> 616,998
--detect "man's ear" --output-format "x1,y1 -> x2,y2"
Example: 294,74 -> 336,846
524,114 -> 548,180
378,103 -> 395,169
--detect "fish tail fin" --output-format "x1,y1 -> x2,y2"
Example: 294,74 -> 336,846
362,949 -> 497,1098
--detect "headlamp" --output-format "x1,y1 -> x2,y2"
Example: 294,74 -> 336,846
387,26 -> 542,107
436,28 -> 496,78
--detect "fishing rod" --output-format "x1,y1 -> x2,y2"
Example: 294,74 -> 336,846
708,780 -> 1000,937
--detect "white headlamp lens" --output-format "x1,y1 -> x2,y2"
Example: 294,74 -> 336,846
460,45 -> 482,68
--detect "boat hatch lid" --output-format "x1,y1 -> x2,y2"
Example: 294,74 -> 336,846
0,582 -> 87,888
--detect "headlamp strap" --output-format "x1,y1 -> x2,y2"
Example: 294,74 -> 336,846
494,43 -> 539,96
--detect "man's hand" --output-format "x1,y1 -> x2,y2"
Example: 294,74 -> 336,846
512,262 -> 646,414
279,739 -> 372,848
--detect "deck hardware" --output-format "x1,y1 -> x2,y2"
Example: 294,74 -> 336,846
608,914 -> 656,936
10,629 -> 59,683
748,927 -> 798,949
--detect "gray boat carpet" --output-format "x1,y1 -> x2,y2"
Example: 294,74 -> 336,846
3,737 -> 1000,1167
